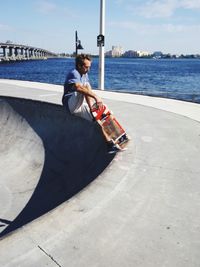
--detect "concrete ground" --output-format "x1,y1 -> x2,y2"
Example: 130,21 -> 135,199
0,79 -> 200,267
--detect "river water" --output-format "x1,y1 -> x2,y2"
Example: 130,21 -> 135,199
0,57 -> 200,103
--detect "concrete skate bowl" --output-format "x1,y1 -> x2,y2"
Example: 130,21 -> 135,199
0,96 -> 114,238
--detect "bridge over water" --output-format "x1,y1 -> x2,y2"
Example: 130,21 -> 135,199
0,42 -> 57,62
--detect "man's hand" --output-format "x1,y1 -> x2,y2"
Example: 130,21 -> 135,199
95,96 -> 103,108
75,82 -> 103,109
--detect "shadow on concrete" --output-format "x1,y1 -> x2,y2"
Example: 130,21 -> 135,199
0,97 -> 114,238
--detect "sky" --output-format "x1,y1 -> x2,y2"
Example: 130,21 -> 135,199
1,0 -> 200,55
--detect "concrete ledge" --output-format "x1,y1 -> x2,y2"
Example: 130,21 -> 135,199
1,78 -> 200,122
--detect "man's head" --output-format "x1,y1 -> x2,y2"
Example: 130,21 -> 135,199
76,54 -> 92,75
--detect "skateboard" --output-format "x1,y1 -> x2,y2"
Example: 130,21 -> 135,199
91,103 -> 130,149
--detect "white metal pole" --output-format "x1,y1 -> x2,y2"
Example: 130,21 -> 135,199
98,0 -> 105,90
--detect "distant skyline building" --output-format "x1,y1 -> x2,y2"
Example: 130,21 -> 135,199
111,46 -> 123,57
123,50 -> 138,57
137,50 -> 151,57
104,45 -> 199,58
105,46 -> 152,58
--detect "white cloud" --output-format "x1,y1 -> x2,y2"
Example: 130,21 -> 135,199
108,19 -> 200,53
36,0 -> 57,14
35,1 -> 77,18
0,24 -> 12,31
114,0 -> 124,4
181,0 -> 200,9
137,0 -> 177,18
109,20 -> 200,35
132,0 -> 200,18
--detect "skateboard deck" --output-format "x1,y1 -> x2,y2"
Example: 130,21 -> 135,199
91,103 -> 129,149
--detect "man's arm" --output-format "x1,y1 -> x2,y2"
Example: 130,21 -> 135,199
73,82 -> 103,108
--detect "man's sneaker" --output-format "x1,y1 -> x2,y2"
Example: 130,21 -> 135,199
107,142 -> 121,154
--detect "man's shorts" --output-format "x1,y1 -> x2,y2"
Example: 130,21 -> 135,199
63,92 -> 93,122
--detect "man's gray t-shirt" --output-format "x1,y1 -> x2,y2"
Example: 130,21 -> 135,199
63,69 -> 90,114
63,69 -> 89,95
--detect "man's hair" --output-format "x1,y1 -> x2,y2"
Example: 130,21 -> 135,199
76,54 -> 92,69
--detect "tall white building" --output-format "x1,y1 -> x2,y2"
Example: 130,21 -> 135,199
111,46 -> 123,57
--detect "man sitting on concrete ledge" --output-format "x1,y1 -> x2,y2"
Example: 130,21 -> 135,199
62,54 -> 120,154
